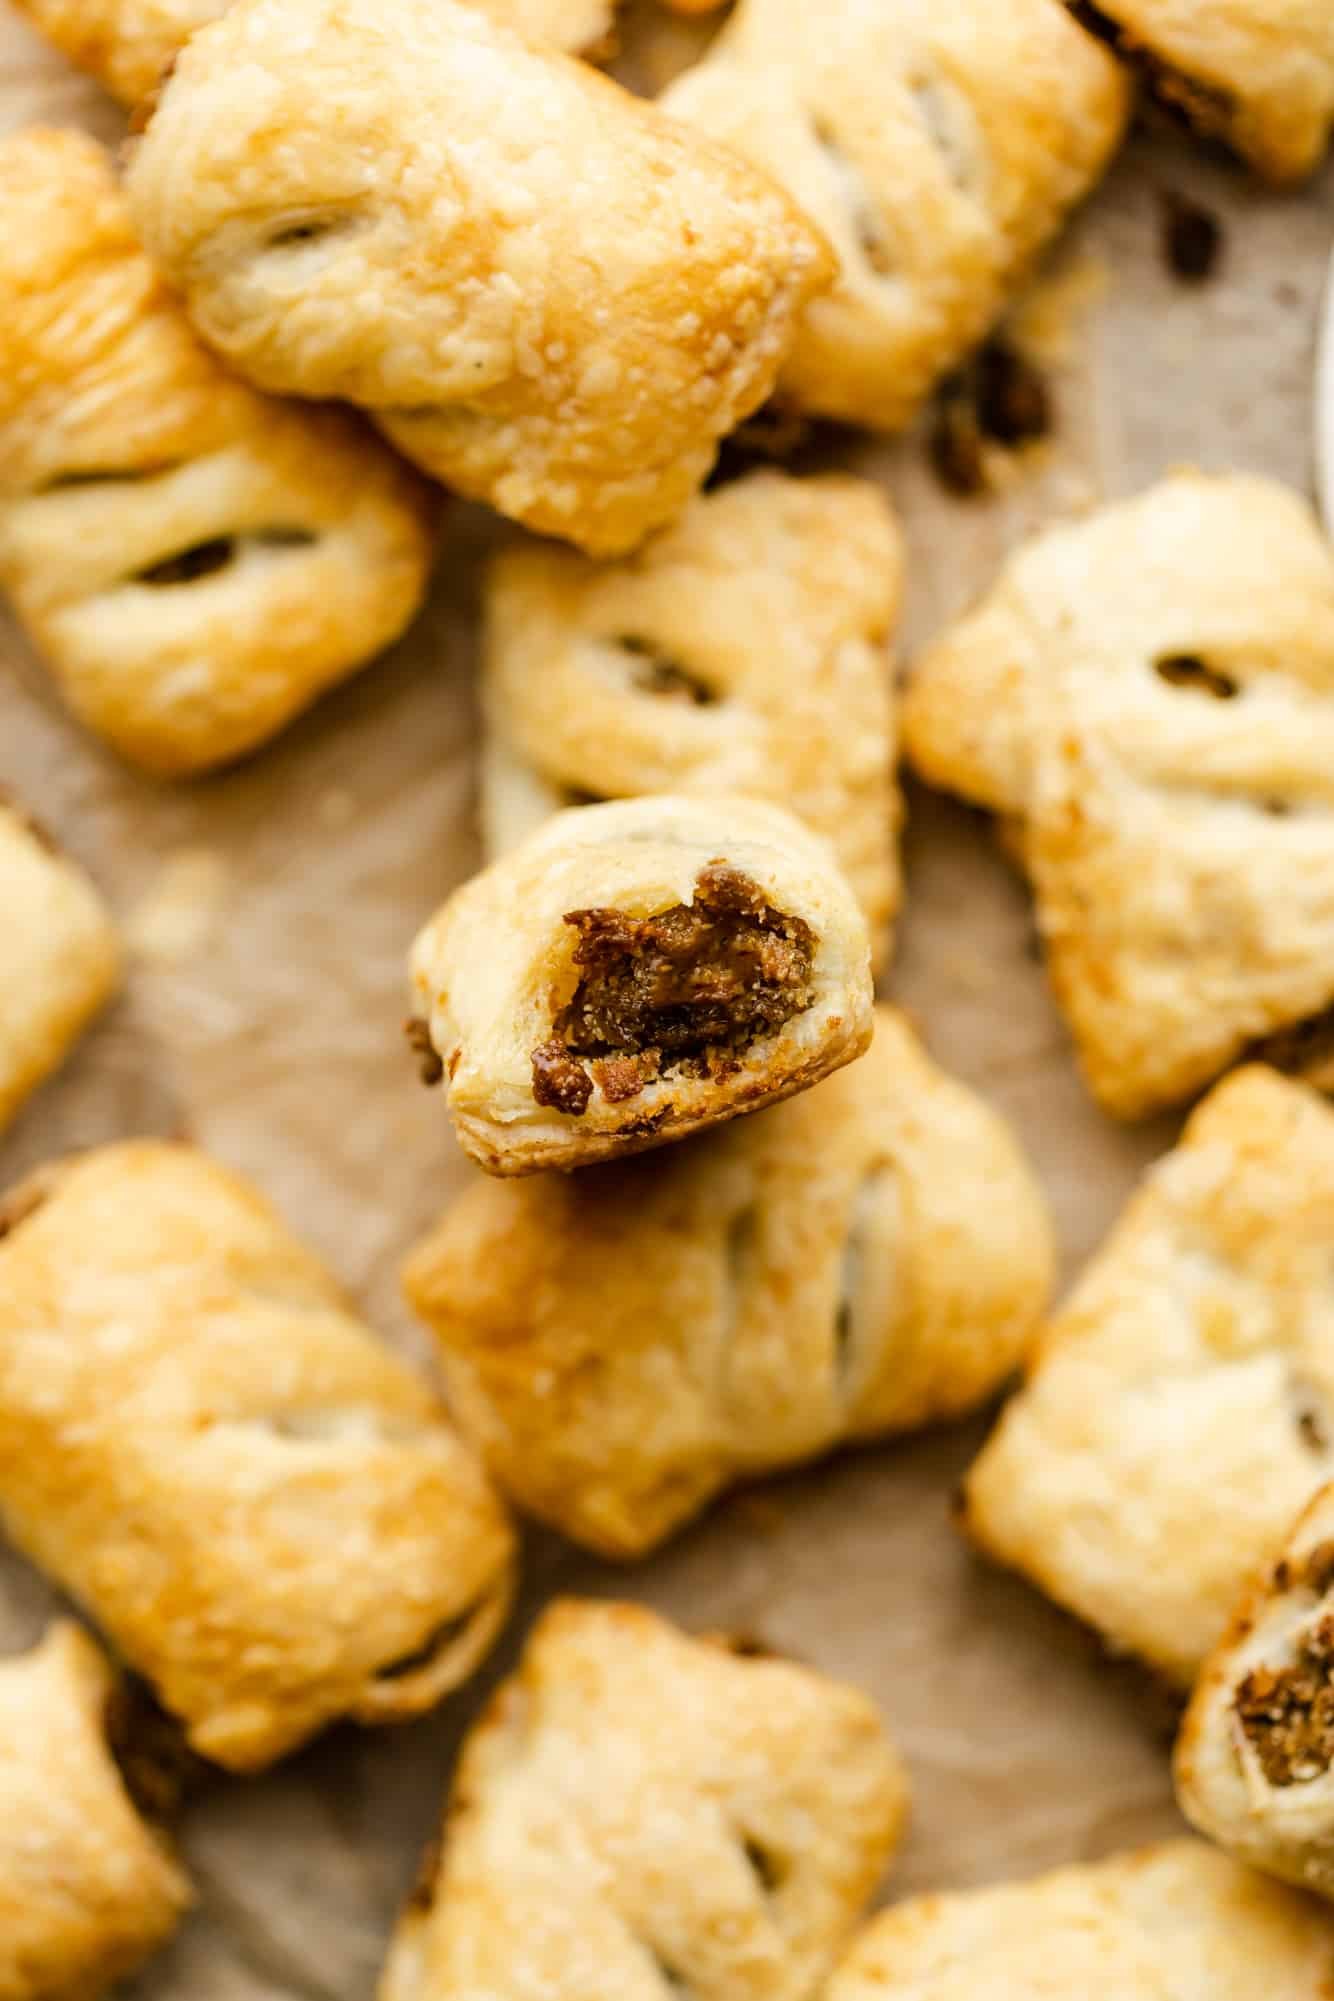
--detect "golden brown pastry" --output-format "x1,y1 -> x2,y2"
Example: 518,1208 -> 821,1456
0,1141 -> 515,1773
481,471 -> 903,969
11,0 -> 622,108
124,0 -> 834,558
379,1598 -> 908,2001
826,1840 -> 1334,1998
961,1065 -> 1334,1689
0,126 -> 434,777
1177,1479 -> 1334,1902
903,471 -> 1334,1120
0,797 -> 119,1137
404,1006 -> 1054,1558
662,0 -> 1129,432
1067,0 -> 1334,185
408,793 -> 874,1176
0,1622 -> 191,2001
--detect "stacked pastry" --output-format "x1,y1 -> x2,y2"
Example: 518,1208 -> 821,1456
4,0 -> 1334,1995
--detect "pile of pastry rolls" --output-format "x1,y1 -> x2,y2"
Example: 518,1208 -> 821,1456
4,0 -> 1334,1995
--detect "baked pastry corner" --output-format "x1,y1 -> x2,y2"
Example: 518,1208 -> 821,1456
481,469 -> 903,969
1177,1477 -> 1334,1901
409,793 -> 874,1175
962,1064 -> 1334,1686
0,1621 -> 192,2001
0,794 -> 120,1137
903,470 -> 1334,1119
379,1598 -> 908,2001
404,1005 -> 1053,1557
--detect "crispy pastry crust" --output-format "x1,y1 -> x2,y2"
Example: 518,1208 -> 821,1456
826,1840 -> 1334,1998
1069,0 -> 1334,185
378,1599 -> 908,2001
903,471 -> 1334,1119
0,1622 -> 191,2001
962,1066 -> 1334,1687
663,0 -> 1129,432
125,0 -> 834,557
409,793 -> 874,1176
404,1007 -> 1054,1557
0,1142 -> 515,1772
0,798 -> 119,1137
1177,1478 -> 1334,1900
11,0 -> 620,106
481,471 -> 903,970
0,127 -> 434,777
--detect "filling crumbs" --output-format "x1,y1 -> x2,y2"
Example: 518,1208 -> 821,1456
1235,1545 -> 1334,1787
530,863 -> 815,1118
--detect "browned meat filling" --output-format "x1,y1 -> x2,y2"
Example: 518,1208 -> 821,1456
1068,4 -> 1236,150
1236,1545 -> 1334,1787
530,863 -> 815,1117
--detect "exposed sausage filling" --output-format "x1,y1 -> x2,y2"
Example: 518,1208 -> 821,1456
1235,1545 -> 1334,1787
531,863 -> 815,1117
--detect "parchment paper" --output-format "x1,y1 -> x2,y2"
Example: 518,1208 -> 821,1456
3,8 -> 1333,1991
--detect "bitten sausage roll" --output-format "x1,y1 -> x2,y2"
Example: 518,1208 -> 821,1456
0,796 -> 119,1137
481,471 -> 903,972
0,1622 -> 191,2001
662,0 -> 1129,432
408,794 -> 874,1176
1177,1479 -> 1334,1902
378,1599 -> 908,2001
404,1007 -> 1054,1558
903,471 -> 1334,1120
826,1841 -> 1334,2000
124,0 -> 834,557
0,1142 -> 515,1773
1066,0 -> 1334,185
961,1066 -> 1334,1689
11,0 -> 622,108
0,127 -> 435,777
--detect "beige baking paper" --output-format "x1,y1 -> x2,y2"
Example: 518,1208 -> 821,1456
2,6 -> 1332,1992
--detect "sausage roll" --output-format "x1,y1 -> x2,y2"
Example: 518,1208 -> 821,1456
0,1622 -> 191,2001
961,1066 -> 1334,1688
1067,1 -> 1334,185
826,1840 -> 1334,1999
11,0 -> 622,108
404,1007 -> 1054,1558
481,472 -> 903,969
1177,1479 -> 1334,1902
379,1598 -> 908,2001
903,472 -> 1334,1119
408,793 -> 874,1176
0,1141 -> 515,1773
0,127 -> 435,778
662,0 -> 1129,432
124,0 -> 834,558
0,797 -> 119,1137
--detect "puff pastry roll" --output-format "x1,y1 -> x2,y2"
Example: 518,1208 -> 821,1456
0,797 -> 119,1137
903,471 -> 1334,1120
961,1066 -> 1334,1688
404,1007 -> 1054,1558
1177,1479 -> 1334,1902
826,1840 -> 1334,1999
0,127 -> 434,777
482,472 -> 903,969
409,793 -> 874,1175
126,0 -> 833,558
0,1142 -> 515,1773
662,0 -> 1129,433
0,1622 -> 191,2001
11,0 -> 621,108
1068,1 -> 1334,185
379,1598 -> 908,2001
